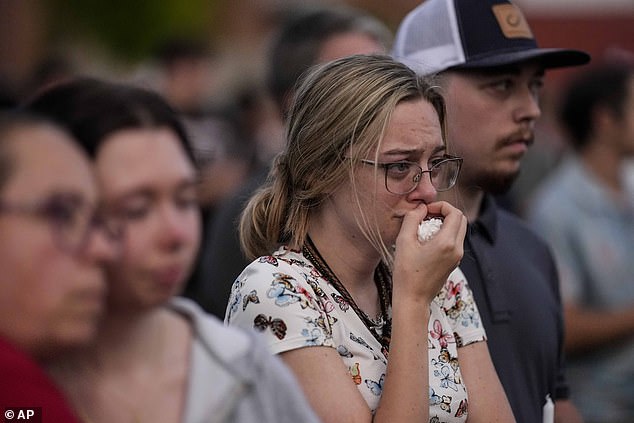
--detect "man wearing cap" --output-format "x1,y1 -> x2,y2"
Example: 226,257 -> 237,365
393,1 -> 590,422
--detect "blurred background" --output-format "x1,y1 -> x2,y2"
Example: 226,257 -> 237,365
2,0 -> 632,104
1,0 -> 633,215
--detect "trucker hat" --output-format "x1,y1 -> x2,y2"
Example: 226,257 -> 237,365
392,0 -> 590,75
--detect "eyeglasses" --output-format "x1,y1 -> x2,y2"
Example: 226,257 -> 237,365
360,155 -> 463,194
0,193 -> 123,255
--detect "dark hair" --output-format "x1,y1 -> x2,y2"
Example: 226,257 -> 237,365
22,77 -> 195,162
559,61 -> 634,150
266,5 -> 391,118
154,38 -> 214,69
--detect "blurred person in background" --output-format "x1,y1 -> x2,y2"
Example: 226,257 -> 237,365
196,4 -> 392,318
154,38 -> 218,118
393,0 -> 590,421
25,78 -> 320,423
0,83 -> 17,110
152,37 -> 261,301
21,54 -> 77,102
527,60 -> 634,423
0,111 -> 117,421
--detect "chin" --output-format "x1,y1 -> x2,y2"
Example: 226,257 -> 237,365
145,289 -> 178,308
56,322 -> 100,349
479,169 -> 519,195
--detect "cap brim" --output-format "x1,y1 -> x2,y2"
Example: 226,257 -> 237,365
451,48 -> 591,71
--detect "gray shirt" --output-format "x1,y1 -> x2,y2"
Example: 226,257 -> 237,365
169,297 -> 321,423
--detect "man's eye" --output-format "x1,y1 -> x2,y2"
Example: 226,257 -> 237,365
529,79 -> 544,96
490,79 -> 513,92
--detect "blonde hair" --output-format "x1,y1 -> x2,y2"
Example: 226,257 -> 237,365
240,54 -> 446,264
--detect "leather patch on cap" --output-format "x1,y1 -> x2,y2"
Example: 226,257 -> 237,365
492,4 -> 533,39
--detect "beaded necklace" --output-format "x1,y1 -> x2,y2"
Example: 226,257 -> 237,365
303,236 -> 392,354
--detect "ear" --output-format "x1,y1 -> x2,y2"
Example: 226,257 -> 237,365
592,104 -> 619,134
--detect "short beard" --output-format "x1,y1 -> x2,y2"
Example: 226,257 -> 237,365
473,168 -> 520,195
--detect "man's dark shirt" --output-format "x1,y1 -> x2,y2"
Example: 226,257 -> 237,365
460,195 -> 568,423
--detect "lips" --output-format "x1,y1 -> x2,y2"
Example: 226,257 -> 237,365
154,264 -> 186,290
500,128 -> 533,158
501,139 -> 529,157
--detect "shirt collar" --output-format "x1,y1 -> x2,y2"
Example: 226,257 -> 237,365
471,194 -> 498,244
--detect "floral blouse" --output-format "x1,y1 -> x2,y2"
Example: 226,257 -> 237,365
225,246 -> 486,423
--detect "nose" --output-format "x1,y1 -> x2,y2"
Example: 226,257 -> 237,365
408,171 -> 437,203
85,226 -> 119,263
157,203 -> 201,252
513,86 -> 541,124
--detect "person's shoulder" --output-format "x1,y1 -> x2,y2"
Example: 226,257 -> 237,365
496,206 -> 536,234
528,157 -> 584,221
241,247 -> 313,280
169,297 -> 321,423
169,297 -> 255,359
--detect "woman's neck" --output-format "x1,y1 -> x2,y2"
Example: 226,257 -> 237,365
50,304 -> 192,423
307,209 -> 382,315
81,306 -> 171,372
308,222 -> 379,290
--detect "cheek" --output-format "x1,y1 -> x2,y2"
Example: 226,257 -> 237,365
447,106 -> 480,141
108,224 -> 151,276
0,226 -> 97,342
0,232 -> 65,307
179,213 -> 202,275
373,194 -> 402,241
185,210 -> 203,250
13,249 -> 84,334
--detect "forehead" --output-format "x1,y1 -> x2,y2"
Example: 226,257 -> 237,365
380,98 -> 443,154
2,125 -> 96,202
95,127 -> 195,196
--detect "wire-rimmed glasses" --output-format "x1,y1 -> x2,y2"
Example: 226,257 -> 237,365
360,155 -> 463,194
0,193 -> 123,254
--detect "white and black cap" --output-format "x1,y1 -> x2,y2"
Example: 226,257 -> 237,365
393,0 -> 591,76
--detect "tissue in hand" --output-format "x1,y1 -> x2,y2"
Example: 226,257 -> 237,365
417,218 -> 443,242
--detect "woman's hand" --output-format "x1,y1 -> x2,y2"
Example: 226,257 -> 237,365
391,201 -> 467,304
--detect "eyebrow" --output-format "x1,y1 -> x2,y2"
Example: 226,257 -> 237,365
43,190 -> 96,206
381,144 -> 446,158
111,178 -> 198,203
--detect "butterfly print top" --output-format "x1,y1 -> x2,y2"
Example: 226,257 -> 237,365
225,247 -> 486,422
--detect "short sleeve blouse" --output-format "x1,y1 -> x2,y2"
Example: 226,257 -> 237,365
225,246 -> 486,423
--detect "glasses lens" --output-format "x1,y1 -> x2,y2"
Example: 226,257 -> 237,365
44,196 -> 91,252
431,159 -> 461,191
385,162 -> 422,195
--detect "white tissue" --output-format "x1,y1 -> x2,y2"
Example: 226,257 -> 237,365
417,218 -> 443,242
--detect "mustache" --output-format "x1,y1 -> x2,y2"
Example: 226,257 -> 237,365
500,127 -> 535,147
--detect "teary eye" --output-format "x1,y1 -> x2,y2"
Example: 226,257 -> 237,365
386,162 -> 412,175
